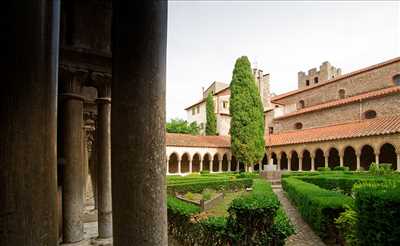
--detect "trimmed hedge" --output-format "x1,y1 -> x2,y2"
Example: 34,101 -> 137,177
167,178 -> 253,194
282,177 -> 353,242
353,181 -> 400,245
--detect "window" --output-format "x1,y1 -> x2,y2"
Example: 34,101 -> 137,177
364,110 -> 377,119
294,122 -> 303,130
223,101 -> 229,109
394,74 -> 400,85
298,100 -> 305,109
275,105 -> 279,108
314,77 -> 319,84
306,80 -> 310,86
192,108 -> 195,115
338,89 -> 346,99
197,106 -> 200,113
268,127 -> 274,134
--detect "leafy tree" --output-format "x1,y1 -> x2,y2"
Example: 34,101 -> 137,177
166,118 -> 200,135
229,56 -> 265,170
205,93 -> 217,135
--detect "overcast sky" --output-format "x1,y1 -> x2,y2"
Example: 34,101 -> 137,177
166,1 -> 400,120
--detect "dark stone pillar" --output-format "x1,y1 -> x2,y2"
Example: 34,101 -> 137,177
112,1 -> 168,245
60,68 -> 86,243
95,78 -> 113,239
0,0 -> 60,245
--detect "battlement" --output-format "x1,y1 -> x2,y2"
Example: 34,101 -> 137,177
298,61 -> 341,89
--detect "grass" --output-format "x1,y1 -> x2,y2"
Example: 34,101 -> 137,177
204,191 -> 245,217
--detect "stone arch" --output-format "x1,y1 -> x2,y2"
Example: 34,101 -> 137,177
222,153 -> 229,172
328,147 -> 340,169
262,153 -> 268,166
343,146 -> 357,170
231,155 -> 238,171
192,153 -> 201,172
379,143 -> 397,169
180,153 -> 190,173
212,153 -> 220,172
280,152 -> 288,170
290,151 -> 299,171
202,153 -> 211,171
302,150 -> 312,171
360,145 -> 375,170
315,148 -> 325,169
168,152 -> 179,174
271,152 -> 278,165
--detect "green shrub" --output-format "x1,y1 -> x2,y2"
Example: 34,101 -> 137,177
199,217 -> 229,245
296,175 -> 361,195
282,177 -> 353,242
353,181 -> 400,245
271,208 -> 296,246
335,205 -> 358,246
202,189 -> 214,201
200,170 -> 210,175
167,178 -> 253,194
184,192 -> 194,201
317,167 -> 331,171
368,162 -> 394,176
333,166 -> 349,171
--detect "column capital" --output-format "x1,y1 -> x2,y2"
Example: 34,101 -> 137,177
90,72 -> 112,98
59,65 -> 88,97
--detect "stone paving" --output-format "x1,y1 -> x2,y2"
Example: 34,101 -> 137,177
273,186 -> 326,246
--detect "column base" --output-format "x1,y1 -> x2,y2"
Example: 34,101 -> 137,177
91,237 -> 113,246
60,240 -> 90,246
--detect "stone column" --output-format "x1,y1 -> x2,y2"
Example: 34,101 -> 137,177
356,152 -> 361,171
112,1 -> 168,244
396,153 -> 400,171
288,158 -> 292,171
311,156 -> 315,171
236,160 -> 240,172
0,1 -> 59,244
324,155 -> 329,168
277,158 -> 281,171
340,154 -> 344,167
166,159 -> 170,175
189,158 -> 193,173
228,159 -> 232,172
299,157 -> 303,171
199,158 -> 203,172
375,153 -> 380,164
60,68 -> 86,244
218,159 -> 223,172
96,82 -> 113,239
178,158 -> 182,175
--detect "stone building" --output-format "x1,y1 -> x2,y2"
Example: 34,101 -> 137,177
167,57 -> 400,174
185,69 -> 271,135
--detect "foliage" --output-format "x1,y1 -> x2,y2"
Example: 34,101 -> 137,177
205,93 -> 217,135
333,166 -> 349,171
200,170 -> 210,175
167,178 -> 253,195
282,177 -> 353,242
271,208 -> 296,246
184,192 -> 194,201
317,167 -> 331,171
202,189 -> 214,201
369,162 -> 394,176
230,56 -> 265,167
335,205 -> 358,246
353,181 -> 400,245
199,217 -> 229,245
166,118 -> 200,135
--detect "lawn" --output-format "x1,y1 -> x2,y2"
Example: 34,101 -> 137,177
204,190 -> 245,217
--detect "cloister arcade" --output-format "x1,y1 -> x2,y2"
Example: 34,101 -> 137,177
167,135 -> 400,175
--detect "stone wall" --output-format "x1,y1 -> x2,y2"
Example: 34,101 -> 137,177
273,94 -> 400,132
298,61 -> 341,89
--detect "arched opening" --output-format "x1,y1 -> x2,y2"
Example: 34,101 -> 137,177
280,152 -> 288,170
302,150 -> 311,171
181,153 -> 190,173
360,145 -> 375,170
363,110 -> 377,119
202,153 -> 211,171
231,156 -> 237,171
343,146 -> 357,170
298,100 -> 305,109
328,148 -> 340,169
393,74 -> 400,85
315,149 -> 325,169
338,89 -> 346,99
222,154 -> 229,172
212,154 -> 220,172
379,143 -> 397,170
262,153 -> 268,167
239,162 -> 245,172
294,122 -> 303,130
254,163 -> 260,171
291,151 -> 299,171
168,153 -> 179,174
271,152 -> 278,165
192,153 -> 201,172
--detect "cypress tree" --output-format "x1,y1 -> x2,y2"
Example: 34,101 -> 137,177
205,93 -> 217,135
229,56 -> 265,169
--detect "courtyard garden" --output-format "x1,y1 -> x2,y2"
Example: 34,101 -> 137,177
282,163 -> 400,246
166,172 -> 295,245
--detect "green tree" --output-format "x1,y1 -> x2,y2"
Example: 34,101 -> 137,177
166,118 -> 200,135
205,93 -> 217,135
229,56 -> 265,170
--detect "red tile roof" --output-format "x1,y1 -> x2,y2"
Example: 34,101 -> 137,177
275,86 -> 400,120
166,133 -> 230,148
166,116 -> 400,148
266,115 -> 400,146
272,57 -> 400,102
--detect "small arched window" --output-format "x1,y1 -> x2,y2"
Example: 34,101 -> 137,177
364,110 -> 377,119
294,122 -> 303,130
338,89 -> 346,99
306,80 -> 310,86
314,77 -> 319,84
393,74 -> 400,85
298,100 -> 305,109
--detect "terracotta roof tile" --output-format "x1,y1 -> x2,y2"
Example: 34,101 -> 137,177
166,133 -> 230,148
271,56 -> 400,102
266,115 -> 400,146
275,86 -> 400,120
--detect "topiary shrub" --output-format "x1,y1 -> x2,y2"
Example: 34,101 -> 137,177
317,167 -> 331,171
333,166 -> 349,171
200,170 -> 210,175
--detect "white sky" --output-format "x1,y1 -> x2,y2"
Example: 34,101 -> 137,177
166,1 -> 400,120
